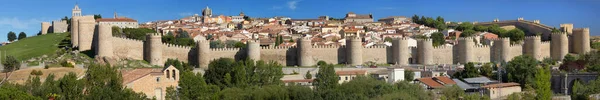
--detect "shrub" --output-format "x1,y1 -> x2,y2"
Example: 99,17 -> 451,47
44,65 -> 49,69
30,70 -> 43,76
61,60 -> 74,68
317,60 -> 327,66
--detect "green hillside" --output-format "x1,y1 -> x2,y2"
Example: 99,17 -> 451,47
0,33 -> 69,60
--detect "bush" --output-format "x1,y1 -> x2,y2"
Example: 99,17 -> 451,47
61,60 -> 74,68
44,65 -> 49,69
317,61 -> 327,66
30,70 -> 43,76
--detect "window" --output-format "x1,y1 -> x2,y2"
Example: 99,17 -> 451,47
172,70 -> 176,80
156,77 -> 160,82
166,71 -> 170,79
345,77 -> 348,80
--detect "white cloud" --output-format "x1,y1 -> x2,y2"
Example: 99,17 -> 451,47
271,6 -> 283,10
287,0 -> 301,10
0,17 -> 42,30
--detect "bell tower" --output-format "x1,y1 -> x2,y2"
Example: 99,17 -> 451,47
72,4 -> 82,17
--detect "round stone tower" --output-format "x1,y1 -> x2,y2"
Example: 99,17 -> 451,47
551,32 -> 568,61
417,39 -> 433,65
41,22 -> 50,34
493,38 -> 511,62
572,28 -> 590,54
458,37 -> 474,63
346,36 -> 363,66
392,38 -> 410,65
247,40 -> 261,61
560,23 -> 574,34
96,23 -> 113,58
197,40 -> 211,69
71,17 -> 80,48
297,37 -> 314,66
524,36 -> 542,60
77,16 -> 96,51
145,33 -> 163,66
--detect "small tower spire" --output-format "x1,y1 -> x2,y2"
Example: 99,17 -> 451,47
114,11 -> 118,18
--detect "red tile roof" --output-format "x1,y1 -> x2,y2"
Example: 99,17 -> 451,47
434,76 -> 456,85
417,77 -> 444,88
336,70 -> 367,75
96,18 -> 138,22
121,68 -> 163,84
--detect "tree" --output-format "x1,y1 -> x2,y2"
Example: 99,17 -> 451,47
1,56 -> 20,85
505,29 -> 525,43
436,16 -> 445,23
404,70 -> 414,81
456,22 -> 474,31
430,32 -> 445,46
474,25 -> 489,32
58,72 -> 84,100
411,14 -> 420,23
460,29 -> 476,37
480,63 -> 493,77
441,85 -> 465,100
84,64 -> 148,99
164,86 -> 177,100
7,31 -> 16,42
504,55 -> 539,86
305,71 -> 312,79
384,37 -> 393,42
313,64 -> 339,92
534,65 -> 552,100
563,54 -> 578,63
287,84 -> 315,100
285,19 -> 292,25
179,70 -> 220,99
18,32 -> 26,40
454,62 -> 479,79
94,14 -> 102,19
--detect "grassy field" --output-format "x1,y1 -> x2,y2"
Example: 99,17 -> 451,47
0,67 -> 85,84
0,33 -> 68,60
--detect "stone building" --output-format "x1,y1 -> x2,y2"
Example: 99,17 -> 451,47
96,12 -> 139,28
52,20 -> 68,33
121,65 -> 179,100
481,83 -> 521,100
377,16 -> 409,24
344,12 -> 374,23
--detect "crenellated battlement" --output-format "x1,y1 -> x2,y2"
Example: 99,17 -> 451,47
510,43 -> 523,47
162,43 -> 192,50
473,45 -> 490,48
313,45 -> 342,48
525,35 -> 542,40
261,46 -> 297,49
113,36 -> 144,43
433,45 -> 453,49
364,45 -> 387,49
210,48 -> 241,51
457,37 -> 475,41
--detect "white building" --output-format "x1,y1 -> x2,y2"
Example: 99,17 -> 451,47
96,13 -> 139,28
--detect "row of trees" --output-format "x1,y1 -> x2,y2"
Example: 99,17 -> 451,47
210,40 -> 246,48
412,15 -> 447,31
6,31 -> 27,42
162,31 -> 195,47
450,55 -> 552,99
456,23 -> 525,43
111,27 -> 156,41
166,58 -> 436,100
1,64 -> 148,100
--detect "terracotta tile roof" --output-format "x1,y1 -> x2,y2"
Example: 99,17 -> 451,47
481,82 -> 520,88
96,18 -> 138,22
121,68 -> 163,84
417,77 -> 444,88
336,70 -> 367,75
434,76 -> 456,85
282,79 -> 314,83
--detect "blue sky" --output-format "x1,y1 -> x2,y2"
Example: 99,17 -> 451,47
0,0 -> 598,42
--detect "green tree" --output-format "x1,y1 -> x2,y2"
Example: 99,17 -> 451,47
384,37 -> 393,42
58,72 -> 84,100
287,84 -> 315,100
592,42 -> 600,49
179,70 -> 220,99
534,65 -> 552,100
441,85 -> 465,100
84,64 -> 148,99
412,14 -> 420,23
1,56 -> 20,85
164,86 -> 177,100
563,54 -> 578,63
111,26 -> 122,36
404,70 -> 414,81
94,14 -> 102,19
7,31 -> 16,42
430,32 -> 445,46
454,62 -> 479,79
456,22 -> 474,31
480,63 -> 494,77
460,30 -> 477,37
436,16 -> 445,23
313,64 -> 339,93
505,29 -> 525,43
0,86 -> 41,100
474,25 -> 489,32
305,71 -> 312,79
18,32 -> 27,40
504,55 -> 539,86
338,76 -> 394,99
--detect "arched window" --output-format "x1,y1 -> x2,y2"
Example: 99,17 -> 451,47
172,70 -> 176,80
166,70 -> 170,79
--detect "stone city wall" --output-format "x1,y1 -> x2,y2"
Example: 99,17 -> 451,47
261,46 -> 297,66
112,37 -> 145,60
161,43 -> 192,63
431,46 -> 453,64
362,46 -> 389,64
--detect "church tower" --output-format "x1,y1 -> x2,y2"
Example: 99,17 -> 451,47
72,4 -> 82,17
202,6 -> 212,17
